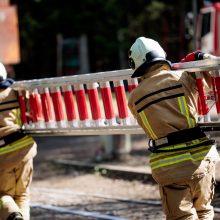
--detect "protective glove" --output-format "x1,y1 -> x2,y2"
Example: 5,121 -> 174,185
181,50 -> 218,62
180,50 -> 205,62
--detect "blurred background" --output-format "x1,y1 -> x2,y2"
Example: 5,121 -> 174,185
0,0 -> 218,80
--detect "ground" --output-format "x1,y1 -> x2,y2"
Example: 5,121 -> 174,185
30,134 -> 220,219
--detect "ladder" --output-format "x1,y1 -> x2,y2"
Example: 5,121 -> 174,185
11,58 -> 220,136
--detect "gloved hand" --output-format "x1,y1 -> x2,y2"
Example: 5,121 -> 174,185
180,50 -> 205,62
180,50 -> 218,62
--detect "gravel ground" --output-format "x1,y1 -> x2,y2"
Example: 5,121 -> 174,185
30,135 -> 220,219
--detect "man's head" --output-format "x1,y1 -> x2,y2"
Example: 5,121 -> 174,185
128,37 -> 171,78
0,63 -> 7,81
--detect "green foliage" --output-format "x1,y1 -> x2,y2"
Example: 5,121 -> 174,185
9,0 -> 193,78
147,1 -> 166,20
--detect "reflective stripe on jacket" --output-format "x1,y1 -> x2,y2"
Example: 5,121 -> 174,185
150,141 -> 212,170
0,135 -> 35,155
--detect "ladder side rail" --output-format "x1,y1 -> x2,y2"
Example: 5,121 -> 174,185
11,58 -> 220,91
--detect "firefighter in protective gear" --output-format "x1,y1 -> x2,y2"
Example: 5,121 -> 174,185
128,37 -> 219,220
0,63 -> 37,220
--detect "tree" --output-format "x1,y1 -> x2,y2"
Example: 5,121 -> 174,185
10,0 -> 193,79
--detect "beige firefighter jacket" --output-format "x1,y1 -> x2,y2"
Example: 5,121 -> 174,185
128,63 -> 219,185
0,87 -> 37,170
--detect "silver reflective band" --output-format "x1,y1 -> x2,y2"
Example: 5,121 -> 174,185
154,137 -> 169,146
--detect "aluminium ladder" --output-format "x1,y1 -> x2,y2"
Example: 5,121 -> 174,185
11,58 -> 220,136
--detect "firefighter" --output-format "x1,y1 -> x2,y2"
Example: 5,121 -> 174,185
0,63 -> 37,220
128,37 -> 219,220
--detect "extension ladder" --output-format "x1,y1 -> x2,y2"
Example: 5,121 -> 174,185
11,58 -> 220,136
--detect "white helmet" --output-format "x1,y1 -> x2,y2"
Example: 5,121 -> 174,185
0,63 -> 7,81
128,37 -> 171,78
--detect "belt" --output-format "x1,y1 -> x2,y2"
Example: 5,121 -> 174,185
148,126 -> 215,153
0,130 -> 27,148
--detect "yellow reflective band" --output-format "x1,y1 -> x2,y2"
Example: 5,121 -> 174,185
150,145 -> 212,170
150,153 -> 192,169
192,150 -> 211,161
150,144 -> 209,161
158,143 -> 186,151
156,137 -> 208,151
182,96 -> 195,128
0,135 -> 34,155
178,96 -> 184,114
178,96 -> 195,128
16,109 -> 22,126
139,111 -> 158,140
150,150 -> 210,169
12,109 -> 22,126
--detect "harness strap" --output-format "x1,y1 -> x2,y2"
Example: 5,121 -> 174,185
148,126 -> 215,153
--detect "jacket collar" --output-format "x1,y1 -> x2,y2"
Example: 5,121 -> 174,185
140,64 -> 171,80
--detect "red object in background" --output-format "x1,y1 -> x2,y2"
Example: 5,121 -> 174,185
0,4 -> 20,64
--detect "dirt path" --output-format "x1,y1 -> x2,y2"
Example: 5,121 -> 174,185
30,135 -> 220,219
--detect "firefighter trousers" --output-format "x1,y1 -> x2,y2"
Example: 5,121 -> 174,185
159,159 -> 216,220
0,159 -> 33,220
